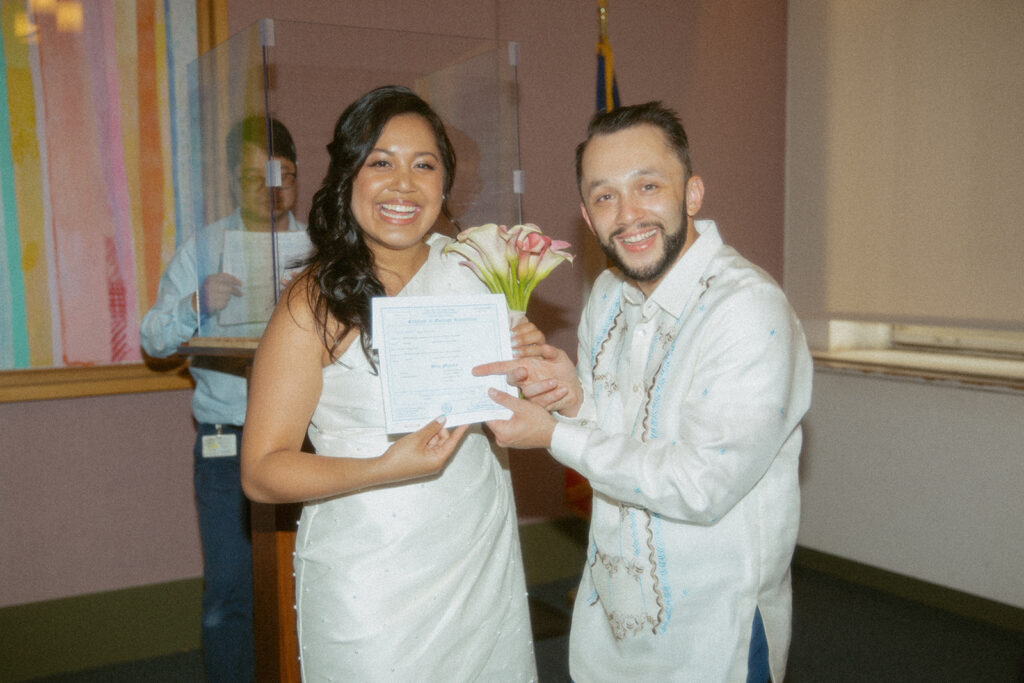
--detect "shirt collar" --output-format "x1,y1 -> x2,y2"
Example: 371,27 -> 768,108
621,219 -> 722,319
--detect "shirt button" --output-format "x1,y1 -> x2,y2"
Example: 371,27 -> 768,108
633,384 -> 641,392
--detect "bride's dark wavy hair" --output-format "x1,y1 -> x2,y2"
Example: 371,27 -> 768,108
302,85 -> 456,364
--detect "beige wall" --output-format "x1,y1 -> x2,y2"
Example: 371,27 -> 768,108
799,371 -> 1024,609
785,0 -> 1024,329
1,0 -> 788,606
785,0 -> 1024,607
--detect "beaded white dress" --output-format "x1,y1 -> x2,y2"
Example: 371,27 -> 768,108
294,235 -> 537,681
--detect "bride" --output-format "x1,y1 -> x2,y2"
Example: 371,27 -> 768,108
241,85 -> 540,681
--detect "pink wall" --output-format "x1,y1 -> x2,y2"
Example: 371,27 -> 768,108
228,0 -> 789,520
1,390 -> 201,606
1,0 -> 787,605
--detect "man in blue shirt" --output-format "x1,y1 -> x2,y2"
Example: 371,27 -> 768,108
141,116 -> 305,682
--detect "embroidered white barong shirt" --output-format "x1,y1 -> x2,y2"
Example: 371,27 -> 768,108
550,220 -> 813,682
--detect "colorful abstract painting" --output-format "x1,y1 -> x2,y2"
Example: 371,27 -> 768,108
0,0 -> 195,369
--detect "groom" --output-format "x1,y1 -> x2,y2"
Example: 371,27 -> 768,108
476,101 -> 812,681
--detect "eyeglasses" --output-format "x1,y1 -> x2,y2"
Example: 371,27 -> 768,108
239,172 -> 297,192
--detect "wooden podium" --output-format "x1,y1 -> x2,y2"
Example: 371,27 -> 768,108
250,500 -> 302,682
179,338 -> 302,682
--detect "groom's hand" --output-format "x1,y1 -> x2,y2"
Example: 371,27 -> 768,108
473,344 -> 583,416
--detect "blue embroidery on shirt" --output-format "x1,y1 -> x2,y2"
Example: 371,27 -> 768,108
591,287 -> 623,363
592,286 -> 625,399
647,327 -> 685,440
647,381 -> 663,439
628,509 -> 652,616
634,326 -> 666,438
628,508 -> 642,558
649,512 -> 673,631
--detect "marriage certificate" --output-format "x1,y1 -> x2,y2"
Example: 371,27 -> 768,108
372,294 -> 516,433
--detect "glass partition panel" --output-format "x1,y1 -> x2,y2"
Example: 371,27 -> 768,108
186,20 -> 521,340
187,21 -> 282,339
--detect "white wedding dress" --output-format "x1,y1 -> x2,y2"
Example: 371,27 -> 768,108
294,235 -> 537,681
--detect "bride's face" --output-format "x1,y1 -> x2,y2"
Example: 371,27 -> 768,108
351,113 -> 445,256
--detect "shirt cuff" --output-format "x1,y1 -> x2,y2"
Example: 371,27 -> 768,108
550,421 -> 591,472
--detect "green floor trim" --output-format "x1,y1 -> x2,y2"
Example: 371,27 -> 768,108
2,519 -> 589,680
0,578 -> 201,681
793,546 -> 1024,633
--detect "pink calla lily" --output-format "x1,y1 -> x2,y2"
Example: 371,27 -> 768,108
443,222 -> 574,312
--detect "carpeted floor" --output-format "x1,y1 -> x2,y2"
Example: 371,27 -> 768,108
31,565 -> 1024,682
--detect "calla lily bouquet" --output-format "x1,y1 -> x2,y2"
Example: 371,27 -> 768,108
444,223 -> 574,313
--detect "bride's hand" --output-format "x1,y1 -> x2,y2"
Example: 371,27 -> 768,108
381,417 -> 469,484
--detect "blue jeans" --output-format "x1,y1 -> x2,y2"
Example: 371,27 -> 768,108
747,606 -> 771,682
194,423 -> 254,682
